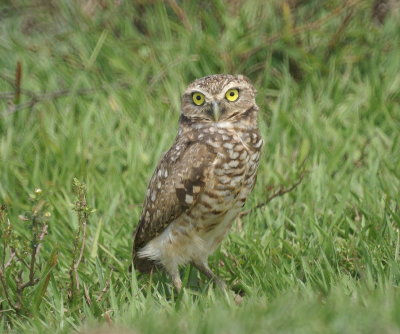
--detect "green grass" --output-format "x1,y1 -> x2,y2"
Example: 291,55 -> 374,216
1,0 -> 400,333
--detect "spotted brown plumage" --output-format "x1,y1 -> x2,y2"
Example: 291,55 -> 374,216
132,74 -> 263,290
133,141 -> 215,273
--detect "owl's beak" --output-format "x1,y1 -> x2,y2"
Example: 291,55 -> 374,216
211,101 -> 221,122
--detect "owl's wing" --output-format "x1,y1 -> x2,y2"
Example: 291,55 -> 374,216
132,138 -> 216,271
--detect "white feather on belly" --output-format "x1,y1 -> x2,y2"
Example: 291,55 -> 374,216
137,207 -> 240,270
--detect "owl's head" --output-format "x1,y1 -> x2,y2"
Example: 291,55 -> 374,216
180,74 -> 258,124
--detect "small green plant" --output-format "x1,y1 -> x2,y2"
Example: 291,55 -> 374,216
0,189 -> 54,315
69,178 -> 95,304
0,180 -> 95,318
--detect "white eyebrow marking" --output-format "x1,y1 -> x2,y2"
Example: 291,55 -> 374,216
184,88 -> 213,100
212,82 -> 244,100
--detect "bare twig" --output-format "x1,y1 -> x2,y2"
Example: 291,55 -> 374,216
240,170 -> 308,218
16,217 -> 47,293
0,73 -> 38,98
2,98 -> 38,114
1,82 -> 129,116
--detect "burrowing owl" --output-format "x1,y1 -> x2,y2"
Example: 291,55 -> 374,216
132,74 -> 263,290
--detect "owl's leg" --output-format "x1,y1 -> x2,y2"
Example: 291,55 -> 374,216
164,264 -> 182,291
192,260 -> 227,290
172,273 -> 182,291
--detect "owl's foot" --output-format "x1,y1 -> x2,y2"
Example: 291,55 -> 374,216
193,261 -> 227,290
172,275 -> 182,291
166,267 -> 182,291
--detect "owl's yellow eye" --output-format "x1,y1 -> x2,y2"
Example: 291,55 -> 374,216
225,89 -> 239,102
192,92 -> 205,106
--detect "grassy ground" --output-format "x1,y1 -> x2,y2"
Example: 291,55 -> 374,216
1,0 -> 400,333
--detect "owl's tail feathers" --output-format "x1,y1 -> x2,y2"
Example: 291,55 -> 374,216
131,251 -> 158,274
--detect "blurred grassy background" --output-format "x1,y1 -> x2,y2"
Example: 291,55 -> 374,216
0,0 -> 400,333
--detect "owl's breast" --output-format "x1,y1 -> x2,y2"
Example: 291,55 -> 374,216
186,125 -> 262,238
